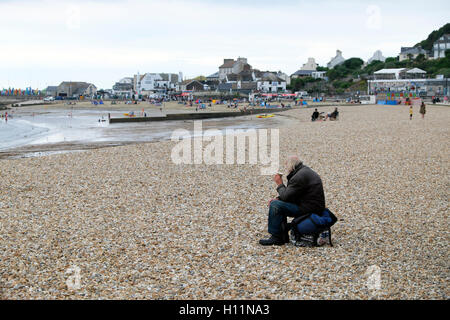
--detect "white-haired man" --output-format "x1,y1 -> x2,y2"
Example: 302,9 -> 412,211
259,156 -> 326,246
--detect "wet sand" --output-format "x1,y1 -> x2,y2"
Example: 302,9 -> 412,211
0,103 -> 296,159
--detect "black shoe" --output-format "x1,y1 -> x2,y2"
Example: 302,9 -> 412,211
259,235 -> 285,246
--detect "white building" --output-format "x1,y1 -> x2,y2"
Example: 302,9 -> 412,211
312,71 -> 327,79
406,68 -> 427,78
219,59 -> 234,80
327,50 -> 346,69
276,71 -> 291,85
134,72 -> 182,93
257,80 -> 286,93
432,34 -> 450,59
112,77 -> 134,96
373,68 -> 407,80
256,73 -> 287,93
301,58 -> 318,71
368,78 -> 448,96
233,57 -> 250,74
290,58 -> 321,80
368,50 -> 386,63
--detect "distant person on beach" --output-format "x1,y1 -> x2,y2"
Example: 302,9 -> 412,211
410,106 -> 413,120
259,156 -> 326,246
311,109 -> 319,121
420,102 -> 426,119
325,108 -> 339,121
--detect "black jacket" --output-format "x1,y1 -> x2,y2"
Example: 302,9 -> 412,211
312,111 -> 319,119
276,163 -> 325,215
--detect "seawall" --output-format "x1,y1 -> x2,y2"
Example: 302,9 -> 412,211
109,108 -> 290,123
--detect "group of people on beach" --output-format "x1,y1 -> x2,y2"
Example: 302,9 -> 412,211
260,100 -> 432,247
1,112 -> 9,122
311,107 -> 339,122
309,103 -> 427,122
410,102 -> 427,120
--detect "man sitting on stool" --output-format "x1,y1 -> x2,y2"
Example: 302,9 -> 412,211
259,155 -> 326,246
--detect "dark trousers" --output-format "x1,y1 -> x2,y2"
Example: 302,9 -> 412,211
268,200 -> 302,236
268,200 -> 321,236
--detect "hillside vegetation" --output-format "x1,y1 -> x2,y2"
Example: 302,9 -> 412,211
288,23 -> 450,95
415,23 -> 450,51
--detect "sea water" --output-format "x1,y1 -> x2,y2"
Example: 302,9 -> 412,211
0,107 -> 287,156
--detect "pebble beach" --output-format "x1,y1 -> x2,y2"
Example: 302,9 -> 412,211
0,104 -> 449,299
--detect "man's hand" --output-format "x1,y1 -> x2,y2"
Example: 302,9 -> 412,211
268,198 -> 278,207
273,174 -> 283,186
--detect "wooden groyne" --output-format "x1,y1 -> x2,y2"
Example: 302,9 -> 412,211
109,108 -> 291,123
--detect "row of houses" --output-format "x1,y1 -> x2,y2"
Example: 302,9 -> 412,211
290,50 -> 380,80
45,67 -> 448,100
399,34 -> 450,61
294,34 -> 450,73
108,57 -> 291,97
210,57 -> 289,93
45,36 -> 450,98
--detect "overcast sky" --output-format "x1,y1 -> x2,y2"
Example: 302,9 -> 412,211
0,0 -> 449,89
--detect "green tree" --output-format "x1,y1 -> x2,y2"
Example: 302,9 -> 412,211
385,61 -> 397,68
415,23 -> 450,51
436,68 -> 450,77
362,60 -> 384,74
327,68 -> 343,81
415,53 -> 426,62
289,77 -> 306,91
343,58 -> 364,70
385,57 -> 398,64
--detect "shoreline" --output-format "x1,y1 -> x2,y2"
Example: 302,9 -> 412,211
0,140 -> 139,160
0,103 -> 443,160
109,107 -> 291,123
0,114 -> 292,159
0,105 -> 298,159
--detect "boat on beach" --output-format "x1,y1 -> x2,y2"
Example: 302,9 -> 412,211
257,114 -> 275,119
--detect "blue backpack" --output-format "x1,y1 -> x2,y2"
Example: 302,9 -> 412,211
284,208 -> 338,247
